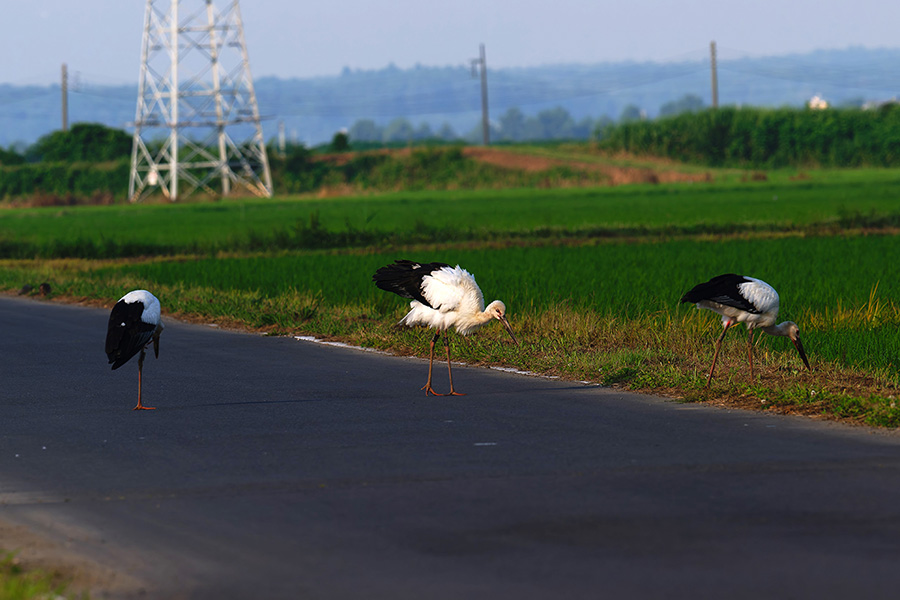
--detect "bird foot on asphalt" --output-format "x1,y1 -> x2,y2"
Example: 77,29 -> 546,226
421,384 -> 467,396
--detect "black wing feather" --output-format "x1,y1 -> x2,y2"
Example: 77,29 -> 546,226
680,273 -> 760,313
106,300 -> 156,370
372,259 -> 451,309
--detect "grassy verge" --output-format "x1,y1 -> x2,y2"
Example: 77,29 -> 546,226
0,552 -> 82,599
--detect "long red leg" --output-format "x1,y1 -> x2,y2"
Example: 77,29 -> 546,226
422,332 -> 445,396
706,321 -> 733,387
444,335 -> 465,396
134,348 -> 156,410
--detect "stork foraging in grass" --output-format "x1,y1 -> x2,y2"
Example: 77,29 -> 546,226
680,274 -> 811,386
105,290 -> 164,410
373,260 -> 520,396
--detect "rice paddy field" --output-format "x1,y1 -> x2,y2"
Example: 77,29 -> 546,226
2,167 -> 900,256
3,166 -> 900,426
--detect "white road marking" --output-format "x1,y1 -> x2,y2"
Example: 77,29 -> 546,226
293,336 -> 596,385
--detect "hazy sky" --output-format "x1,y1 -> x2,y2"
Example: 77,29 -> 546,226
3,0 -> 899,86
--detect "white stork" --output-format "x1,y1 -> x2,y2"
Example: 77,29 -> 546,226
680,274 -> 811,386
105,290 -> 164,410
373,259 -> 520,396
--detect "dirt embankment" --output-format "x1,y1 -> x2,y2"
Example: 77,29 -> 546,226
461,147 -> 711,185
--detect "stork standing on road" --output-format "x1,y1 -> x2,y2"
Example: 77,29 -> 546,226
105,290 -> 164,410
373,260 -> 520,396
680,274 -> 811,386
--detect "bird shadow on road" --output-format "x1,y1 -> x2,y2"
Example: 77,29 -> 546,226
173,397 -> 333,409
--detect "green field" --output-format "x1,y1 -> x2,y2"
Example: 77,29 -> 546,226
3,169 -> 900,257
3,168 -> 900,426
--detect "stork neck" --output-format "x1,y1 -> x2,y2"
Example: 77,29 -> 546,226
466,309 -> 495,328
760,322 -> 791,337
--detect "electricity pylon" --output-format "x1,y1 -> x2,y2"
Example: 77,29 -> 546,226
129,0 -> 272,202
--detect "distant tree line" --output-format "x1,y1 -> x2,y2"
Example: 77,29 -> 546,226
493,107 -> 605,142
348,118 -> 460,144
347,106 -> 612,144
344,97 -> 711,145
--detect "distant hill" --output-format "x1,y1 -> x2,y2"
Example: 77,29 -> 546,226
2,47 -> 900,148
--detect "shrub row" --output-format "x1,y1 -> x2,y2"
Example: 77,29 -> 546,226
0,160 -> 130,200
598,105 -> 900,168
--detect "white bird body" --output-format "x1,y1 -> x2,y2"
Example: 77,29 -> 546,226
373,260 -> 518,395
694,276 -> 780,329
681,274 -> 810,384
106,289 -> 163,410
399,264 -> 501,335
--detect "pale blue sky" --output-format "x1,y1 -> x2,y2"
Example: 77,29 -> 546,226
3,0 -> 899,85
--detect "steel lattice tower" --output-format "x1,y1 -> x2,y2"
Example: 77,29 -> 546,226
129,0 -> 272,202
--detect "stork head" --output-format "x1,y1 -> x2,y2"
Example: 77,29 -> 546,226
486,300 -> 520,346
782,321 -> 811,371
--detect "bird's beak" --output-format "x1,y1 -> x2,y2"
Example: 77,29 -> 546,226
498,315 -> 520,345
152,323 -> 163,359
792,336 -> 811,371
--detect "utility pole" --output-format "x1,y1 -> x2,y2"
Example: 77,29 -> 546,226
61,63 -> 68,131
710,40 -> 719,109
129,0 -> 272,202
471,43 -> 489,145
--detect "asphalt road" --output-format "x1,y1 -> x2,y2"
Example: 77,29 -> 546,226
1,294 -> 900,599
